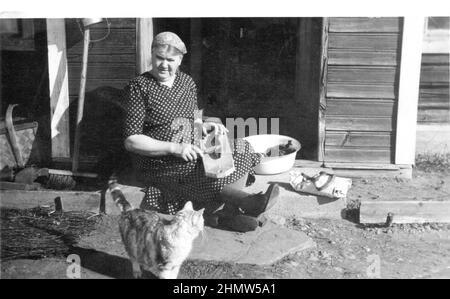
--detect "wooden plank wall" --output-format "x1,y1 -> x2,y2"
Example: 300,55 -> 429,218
417,53 -> 450,123
324,17 -> 402,163
64,19 -> 136,163
66,18 -> 136,96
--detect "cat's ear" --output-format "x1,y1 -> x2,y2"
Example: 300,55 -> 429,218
198,208 -> 205,215
183,201 -> 193,210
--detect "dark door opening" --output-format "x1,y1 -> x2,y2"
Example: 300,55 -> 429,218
155,18 -> 323,160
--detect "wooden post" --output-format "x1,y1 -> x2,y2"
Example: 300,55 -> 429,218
71,27 -> 90,173
318,18 -> 330,164
136,18 -> 154,74
295,18 -> 319,160
46,19 -> 71,160
54,196 -> 63,213
295,19 -> 311,107
221,19 -> 232,114
395,17 -> 425,165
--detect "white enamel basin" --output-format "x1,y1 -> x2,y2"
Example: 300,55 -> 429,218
243,134 -> 301,175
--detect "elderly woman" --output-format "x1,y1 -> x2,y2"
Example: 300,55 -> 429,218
123,32 -> 279,232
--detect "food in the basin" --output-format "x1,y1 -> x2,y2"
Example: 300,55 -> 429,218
263,140 -> 296,157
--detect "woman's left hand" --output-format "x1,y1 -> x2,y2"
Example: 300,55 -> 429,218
203,122 -> 229,136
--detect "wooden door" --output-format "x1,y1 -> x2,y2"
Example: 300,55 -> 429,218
320,17 -> 403,164
199,18 -> 302,148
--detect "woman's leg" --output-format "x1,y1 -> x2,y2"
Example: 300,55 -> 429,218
212,183 -> 281,233
219,175 -> 281,218
226,172 -> 249,190
197,173 -> 276,232
197,199 -> 259,233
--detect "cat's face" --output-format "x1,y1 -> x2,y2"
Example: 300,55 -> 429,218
175,201 -> 205,234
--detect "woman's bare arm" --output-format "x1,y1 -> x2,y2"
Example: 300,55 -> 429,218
124,134 -> 203,161
124,134 -> 177,157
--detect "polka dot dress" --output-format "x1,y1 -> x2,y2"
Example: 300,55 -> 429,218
124,71 -> 261,215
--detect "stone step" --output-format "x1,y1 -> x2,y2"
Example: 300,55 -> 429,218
190,221 -> 315,265
243,168 -> 347,221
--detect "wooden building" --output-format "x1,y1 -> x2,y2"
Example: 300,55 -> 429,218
418,17 -> 449,124
415,17 -> 450,155
1,17 -> 445,179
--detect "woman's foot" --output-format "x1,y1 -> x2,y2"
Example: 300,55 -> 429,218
206,204 -> 259,232
218,214 -> 259,233
203,214 -> 219,228
239,183 -> 280,218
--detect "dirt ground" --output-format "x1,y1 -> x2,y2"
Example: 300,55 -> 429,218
1,169 -> 450,279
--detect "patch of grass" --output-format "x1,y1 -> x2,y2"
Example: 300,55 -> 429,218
1,207 -> 97,261
415,153 -> 450,173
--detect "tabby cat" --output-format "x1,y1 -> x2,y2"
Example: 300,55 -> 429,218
109,180 -> 204,279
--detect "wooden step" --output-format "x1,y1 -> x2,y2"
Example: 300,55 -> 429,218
360,200 -> 450,224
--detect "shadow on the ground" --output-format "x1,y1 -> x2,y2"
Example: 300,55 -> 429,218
267,180 -> 358,225
267,181 -> 291,191
70,246 -> 158,279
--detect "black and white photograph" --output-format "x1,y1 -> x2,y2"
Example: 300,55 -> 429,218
0,0 -> 449,282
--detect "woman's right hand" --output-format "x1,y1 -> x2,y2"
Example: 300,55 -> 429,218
172,143 -> 204,162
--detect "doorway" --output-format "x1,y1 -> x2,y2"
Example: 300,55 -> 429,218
155,18 -> 323,160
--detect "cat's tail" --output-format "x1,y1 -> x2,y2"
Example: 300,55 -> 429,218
108,178 -> 133,213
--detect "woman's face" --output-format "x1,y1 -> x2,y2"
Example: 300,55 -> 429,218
151,48 -> 182,82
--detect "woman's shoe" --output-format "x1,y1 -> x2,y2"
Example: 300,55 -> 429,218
203,214 -> 219,228
218,214 -> 259,233
239,183 -> 280,218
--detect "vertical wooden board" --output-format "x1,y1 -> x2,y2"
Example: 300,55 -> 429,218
190,19 -> 203,87
327,66 -> 397,84
46,19 -> 71,159
329,17 -> 402,33
296,18 -> 321,160
136,18 -> 153,74
328,49 -> 399,66
395,17 -> 425,165
318,18 -> 329,161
